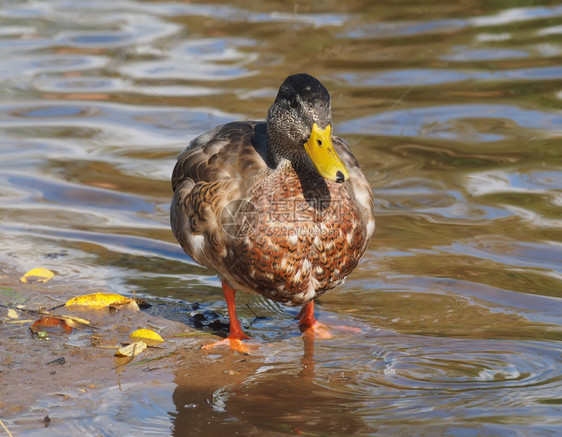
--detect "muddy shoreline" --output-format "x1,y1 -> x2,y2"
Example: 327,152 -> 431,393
0,264 -> 262,434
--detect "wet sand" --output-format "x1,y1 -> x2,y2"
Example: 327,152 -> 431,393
0,264 -> 260,434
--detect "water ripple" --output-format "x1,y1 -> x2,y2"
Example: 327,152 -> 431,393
339,103 -> 562,140
375,338 -> 560,392
344,5 -> 562,39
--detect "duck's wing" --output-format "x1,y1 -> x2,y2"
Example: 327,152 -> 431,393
170,121 -> 269,269
333,136 -> 376,243
172,121 -> 268,190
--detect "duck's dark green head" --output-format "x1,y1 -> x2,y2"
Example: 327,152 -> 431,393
267,73 -> 349,183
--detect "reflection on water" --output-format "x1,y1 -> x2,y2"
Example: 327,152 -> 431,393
1,0 -> 561,435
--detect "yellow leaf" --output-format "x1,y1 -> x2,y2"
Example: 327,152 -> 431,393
130,329 -> 164,346
65,292 -> 138,310
20,267 -> 55,283
59,315 -> 93,327
7,308 -> 19,319
115,341 -> 147,357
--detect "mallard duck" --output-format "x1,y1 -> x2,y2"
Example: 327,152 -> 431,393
171,73 -> 375,352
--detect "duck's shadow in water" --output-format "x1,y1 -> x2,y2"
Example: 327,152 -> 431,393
170,334 -> 368,435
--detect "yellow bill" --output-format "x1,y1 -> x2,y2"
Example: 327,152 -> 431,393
304,123 -> 349,183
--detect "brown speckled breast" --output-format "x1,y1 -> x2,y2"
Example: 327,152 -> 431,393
224,166 -> 367,306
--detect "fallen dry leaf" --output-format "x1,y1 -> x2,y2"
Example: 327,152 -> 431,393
115,341 -> 147,357
20,267 -> 55,284
65,292 -> 139,310
30,316 -> 73,334
130,328 -> 164,346
59,315 -> 93,328
6,308 -> 19,319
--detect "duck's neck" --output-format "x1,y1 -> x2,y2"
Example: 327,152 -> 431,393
266,135 -> 315,174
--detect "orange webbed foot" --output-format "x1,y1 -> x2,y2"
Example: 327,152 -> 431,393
299,320 -> 334,339
202,336 -> 253,354
297,301 -> 362,340
296,301 -> 335,339
204,281 -> 256,353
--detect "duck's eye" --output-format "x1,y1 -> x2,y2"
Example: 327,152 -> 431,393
290,98 -> 299,109
317,139 -> 322,146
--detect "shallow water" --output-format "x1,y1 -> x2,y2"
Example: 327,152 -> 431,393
1,0 -> 561,435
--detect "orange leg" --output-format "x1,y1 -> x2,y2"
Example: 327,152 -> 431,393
222,281 -> 250,341
296,301 -> 333,339
202,281 -> 251,353
296,301 -> 317,330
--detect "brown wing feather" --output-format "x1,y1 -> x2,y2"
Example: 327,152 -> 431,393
170,121 -> 269,270
334,136 -> 376,244
172,121 -> 268,190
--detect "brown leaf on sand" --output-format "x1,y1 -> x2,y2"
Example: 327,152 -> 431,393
115,341 -> 147,357
30,316 -> 73,334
